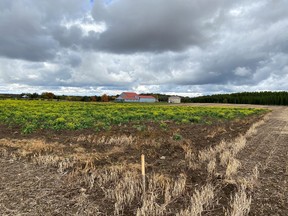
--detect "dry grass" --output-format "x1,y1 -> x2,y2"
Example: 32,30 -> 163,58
76,134 -> 134,146
32,154 -> 62,167
220,150 -> 231,167
0,138 -> 59,153
92,165 -> 125,188
206,126 -> 227,139
181,144 -> 198,169
138,115 -> 267,214
231,135 -> 246,155
226,185 -> 251,216
172,173 -> 187,197
225,158 -> 241,178
32,153 -> 100,175
177,183 -> 215,216
198,147 -> 217,163
237,165 -> 259,190
198,137 -> 244,180
207,158 -> 216,175
197,115 -> 267,180
186,115 -> 269,216
112,171 -> 142,215
245,119 -> 266,137
71,189 -> 100,215
0,147 -> 8,157
136,173 -> 187,216
137,192 -> 164,216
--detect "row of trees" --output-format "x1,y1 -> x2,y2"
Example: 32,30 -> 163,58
17,92 -> 114,102
2,91 -> 288,105
191,91 -> 288,105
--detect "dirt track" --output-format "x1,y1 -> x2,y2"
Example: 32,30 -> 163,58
0,105 -> 287,215
238,106 -> 288,215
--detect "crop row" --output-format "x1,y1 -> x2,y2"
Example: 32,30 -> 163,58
0,100 -> 266,133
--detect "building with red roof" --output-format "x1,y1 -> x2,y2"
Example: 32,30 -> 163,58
115,92 -> 156,103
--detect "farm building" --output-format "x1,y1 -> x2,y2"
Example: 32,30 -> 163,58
168,96 -> 181,103
139,95 -> 157,103
115,92 -> 156,103
115,92 -> 139,102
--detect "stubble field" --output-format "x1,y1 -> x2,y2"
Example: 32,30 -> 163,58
1,100 -> 283,215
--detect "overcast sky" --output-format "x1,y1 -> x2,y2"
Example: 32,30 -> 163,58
0,0 -> 287,96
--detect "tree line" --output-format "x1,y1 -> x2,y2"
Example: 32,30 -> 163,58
0,92 -> 114,102
190,91 -> 288,105
1,91 -> 288,105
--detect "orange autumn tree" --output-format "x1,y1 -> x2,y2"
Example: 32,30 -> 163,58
101,94 -> 109,102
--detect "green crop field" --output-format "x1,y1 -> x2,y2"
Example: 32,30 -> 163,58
0,100 -> 266,133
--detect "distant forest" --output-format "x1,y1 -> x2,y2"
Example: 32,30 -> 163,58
1,91 -> 288,106
191,91 -> 288,105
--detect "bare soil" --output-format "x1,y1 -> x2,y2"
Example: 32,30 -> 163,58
0,158 -> 90,215
237,106 -> 288,215
1,106 -> 286,215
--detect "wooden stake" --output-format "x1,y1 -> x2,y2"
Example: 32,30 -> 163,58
141,154 -> 146,195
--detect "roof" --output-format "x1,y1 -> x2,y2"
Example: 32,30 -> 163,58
123,92 -> 138,97
139,95 -> 155,99
116,92 -> 156,101
121,92 -> 139,100
169,96 -> 181,99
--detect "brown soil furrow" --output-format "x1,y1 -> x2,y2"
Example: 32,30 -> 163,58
238,107 -> 288,215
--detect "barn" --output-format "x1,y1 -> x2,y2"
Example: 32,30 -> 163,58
115,92 -> 156,103
168,96 -> 181,103
115,92 -> 139,102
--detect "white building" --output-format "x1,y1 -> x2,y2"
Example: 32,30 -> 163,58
168,96 -> 181,103
138,95 -> 157,103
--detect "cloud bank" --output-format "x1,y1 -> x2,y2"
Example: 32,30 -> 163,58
0,0 -> 288,96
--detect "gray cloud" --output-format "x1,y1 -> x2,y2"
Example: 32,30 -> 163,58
0,0 -> 86,61
0,0 -> 288,96
91,0 -> 234,53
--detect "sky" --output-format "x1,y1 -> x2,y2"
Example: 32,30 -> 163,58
0,0 -> 287,97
